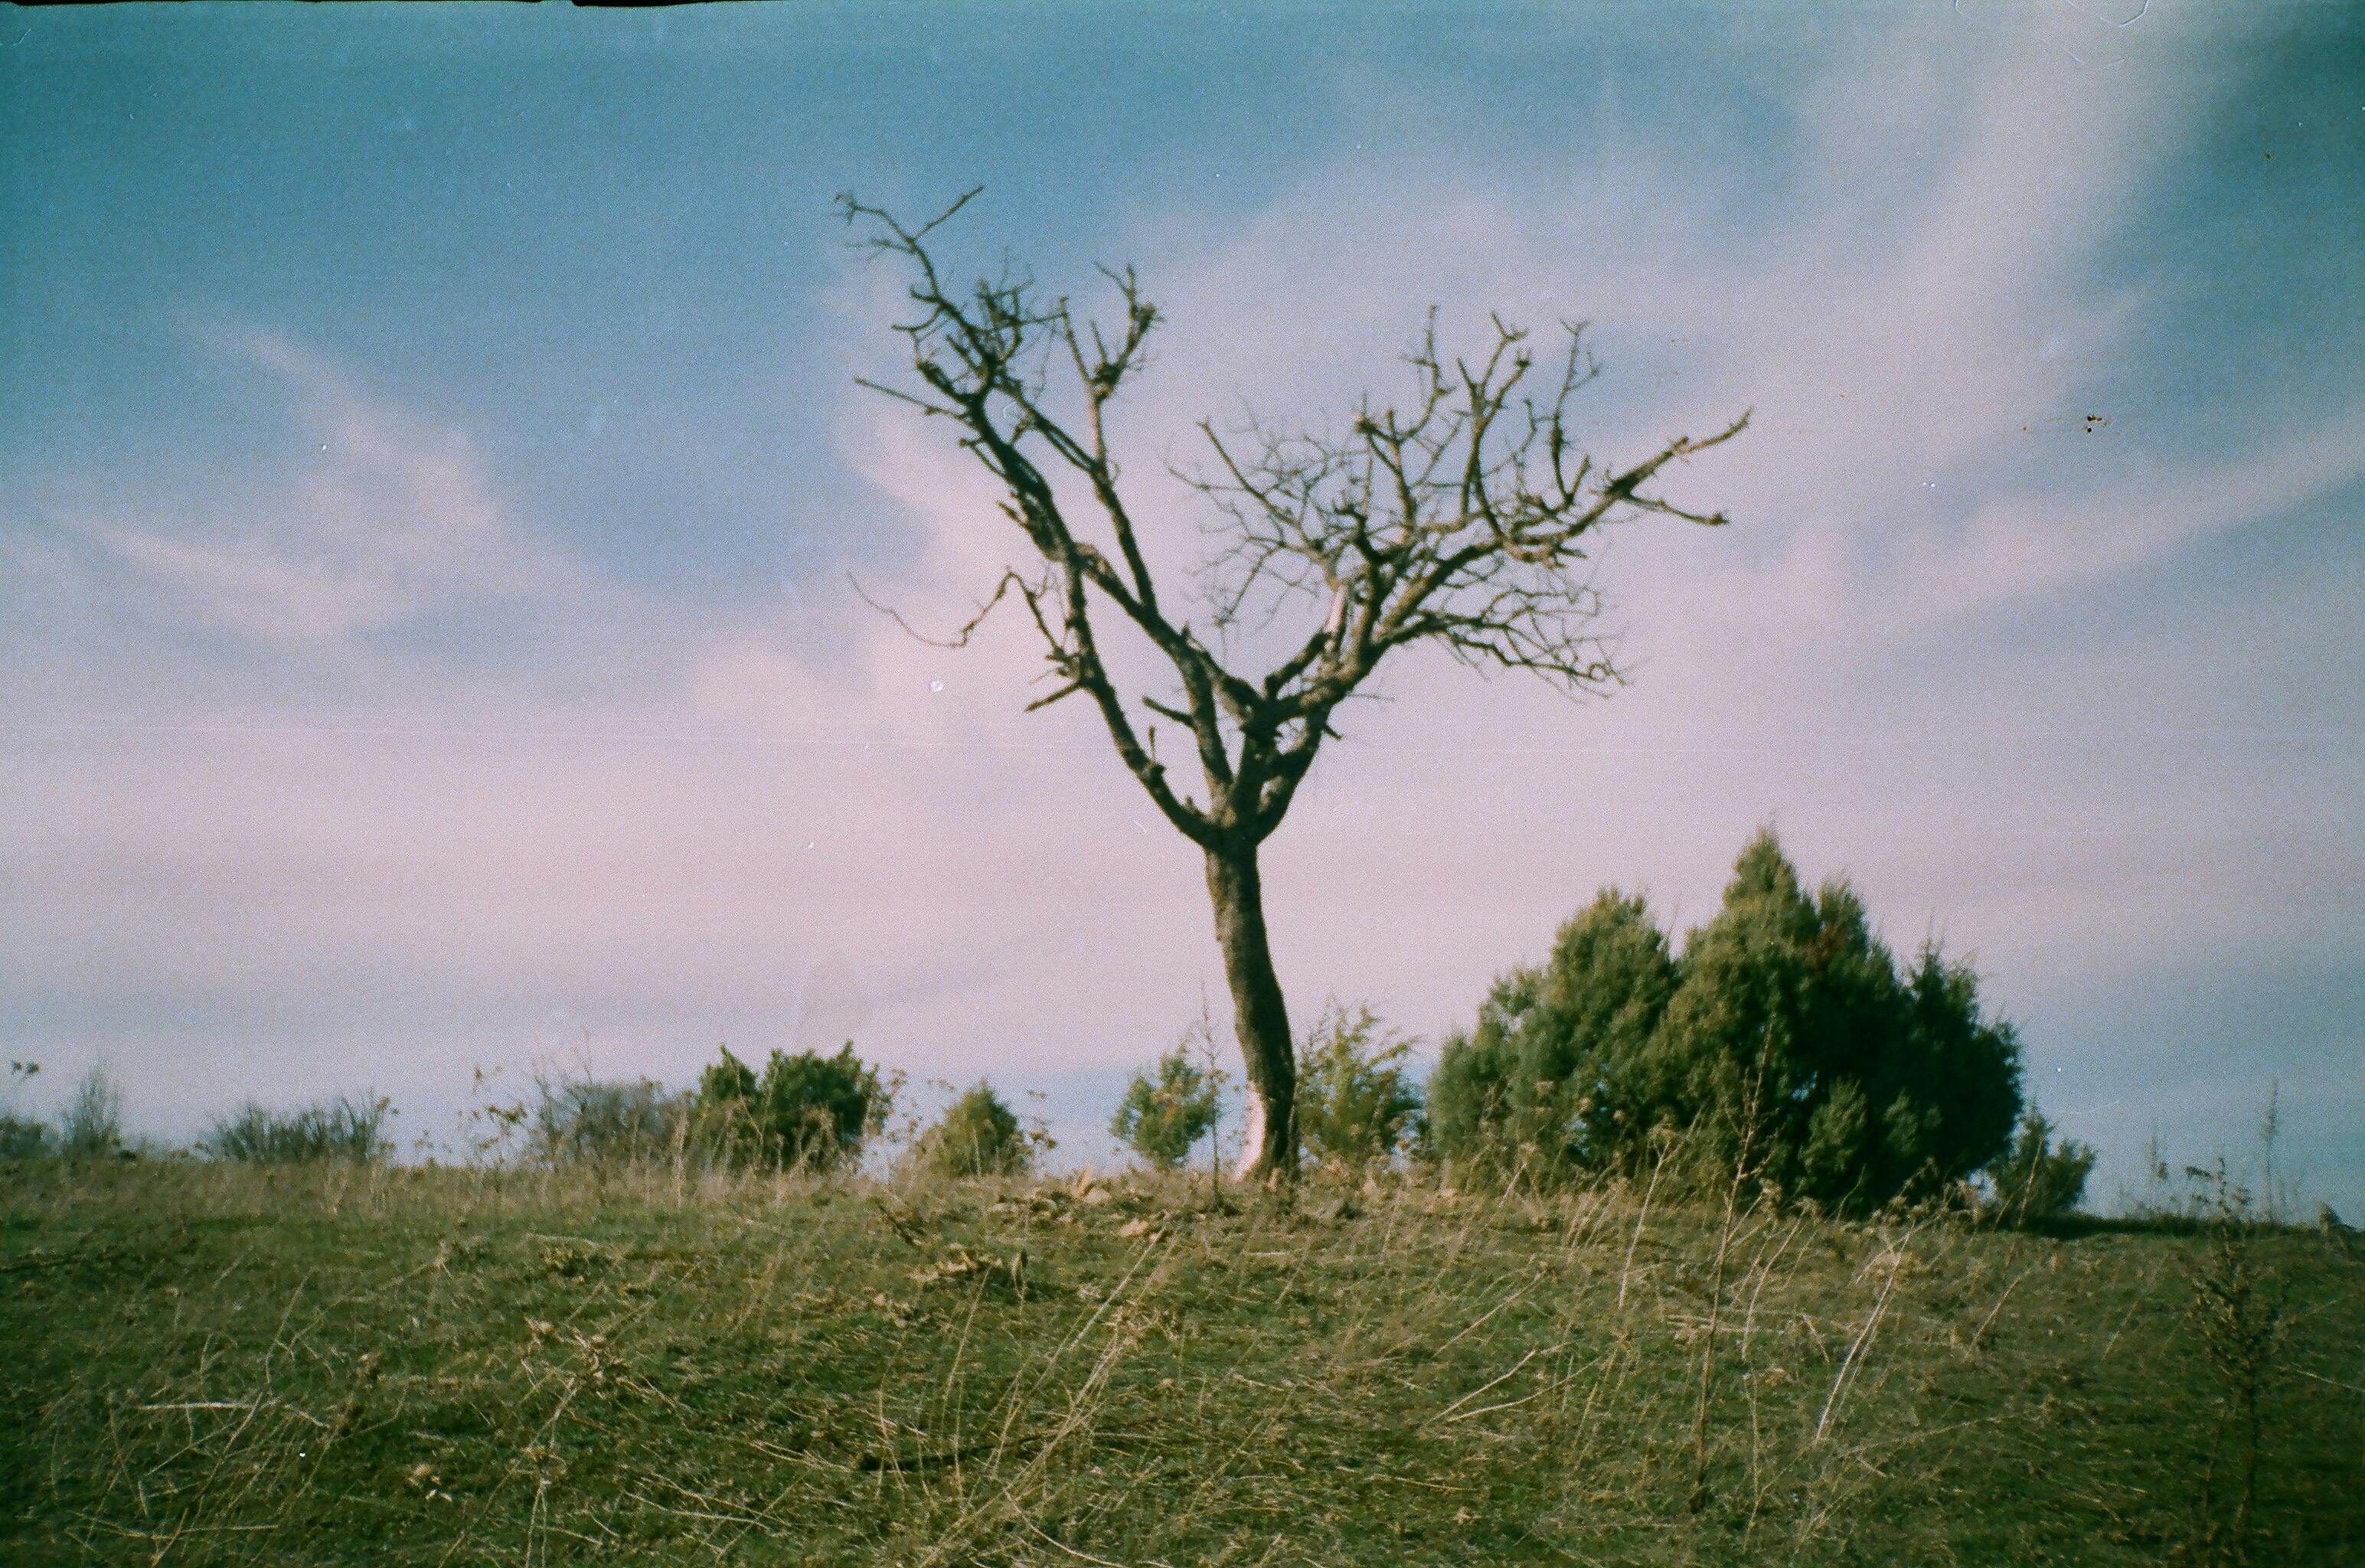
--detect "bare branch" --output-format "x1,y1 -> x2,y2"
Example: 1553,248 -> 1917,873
841,192 -> 1744,848
848,569 -> 1027,651
1142,695 -> 1197,728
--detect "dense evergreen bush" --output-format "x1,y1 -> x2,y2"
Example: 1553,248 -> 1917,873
1429,830 -> 2029,1214
1897,944 -> 2030,1200
696,1043 -> 892,1172
1426,890 -> 1675,1180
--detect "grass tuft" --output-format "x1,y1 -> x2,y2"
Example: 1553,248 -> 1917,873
202,1096 -> 393,1165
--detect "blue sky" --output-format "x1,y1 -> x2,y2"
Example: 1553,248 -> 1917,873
3,2 -> 2360,1207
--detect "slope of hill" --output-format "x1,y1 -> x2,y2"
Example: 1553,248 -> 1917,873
4,1162 -> 2357,1565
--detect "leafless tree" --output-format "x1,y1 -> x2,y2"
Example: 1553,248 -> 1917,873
841,190 -> 1746,1182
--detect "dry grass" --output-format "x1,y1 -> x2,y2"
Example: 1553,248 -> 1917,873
3,1158 -> 2359,1565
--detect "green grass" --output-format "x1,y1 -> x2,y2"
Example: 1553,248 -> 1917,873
3,1161 -> 2359,1565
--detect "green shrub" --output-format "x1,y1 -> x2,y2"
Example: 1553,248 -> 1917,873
1985,1112 -> 2096,1225
915,1083 -> 1032,1178
2,1062 -> 46,1158
204,1095 -> 391,1164
1295,1002 -> 1422,1165
1423,1028 -> 1512,1169
0,1115 -> 50,1160
695,1043 -> 891,1172
1897,943 -> 2027,1200
1112,1047 -> 1221,1170
1640,831 -> 2022,1212
1433,829 -> 2026,1214
1425,890 -> 1675,1182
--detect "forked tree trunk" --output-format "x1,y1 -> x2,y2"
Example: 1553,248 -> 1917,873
1204,844 -> 1298,1183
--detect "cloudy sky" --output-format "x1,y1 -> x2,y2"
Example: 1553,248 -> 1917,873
3,2 -> 2359,1207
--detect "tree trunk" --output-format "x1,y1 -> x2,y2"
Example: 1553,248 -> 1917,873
1205,844 -> 1298,1183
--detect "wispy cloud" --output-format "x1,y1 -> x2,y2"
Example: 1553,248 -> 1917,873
1902,403 -> 2365,613
73,327 -> 567,645
1048,6 -> 2346,660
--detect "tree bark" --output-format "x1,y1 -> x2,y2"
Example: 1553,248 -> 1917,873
1205,843 -> 1298,1183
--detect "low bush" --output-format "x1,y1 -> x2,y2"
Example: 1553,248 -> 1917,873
531,1077 -> 689,1168
1295,1001 -> 1422,1165
1986,1111 -> 2097,1225
204,1095 -> 392,1165
57,1066 -> 124,1161
695,1042 -> 893,1172
0,1115 -> 51,1160
914,1083 -> 1032,1178
1112,1046 -> 1221,1170
2,1060 -> 47,1158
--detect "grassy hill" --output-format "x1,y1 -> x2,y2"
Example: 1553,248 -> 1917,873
4,1160 -> 2358,1565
